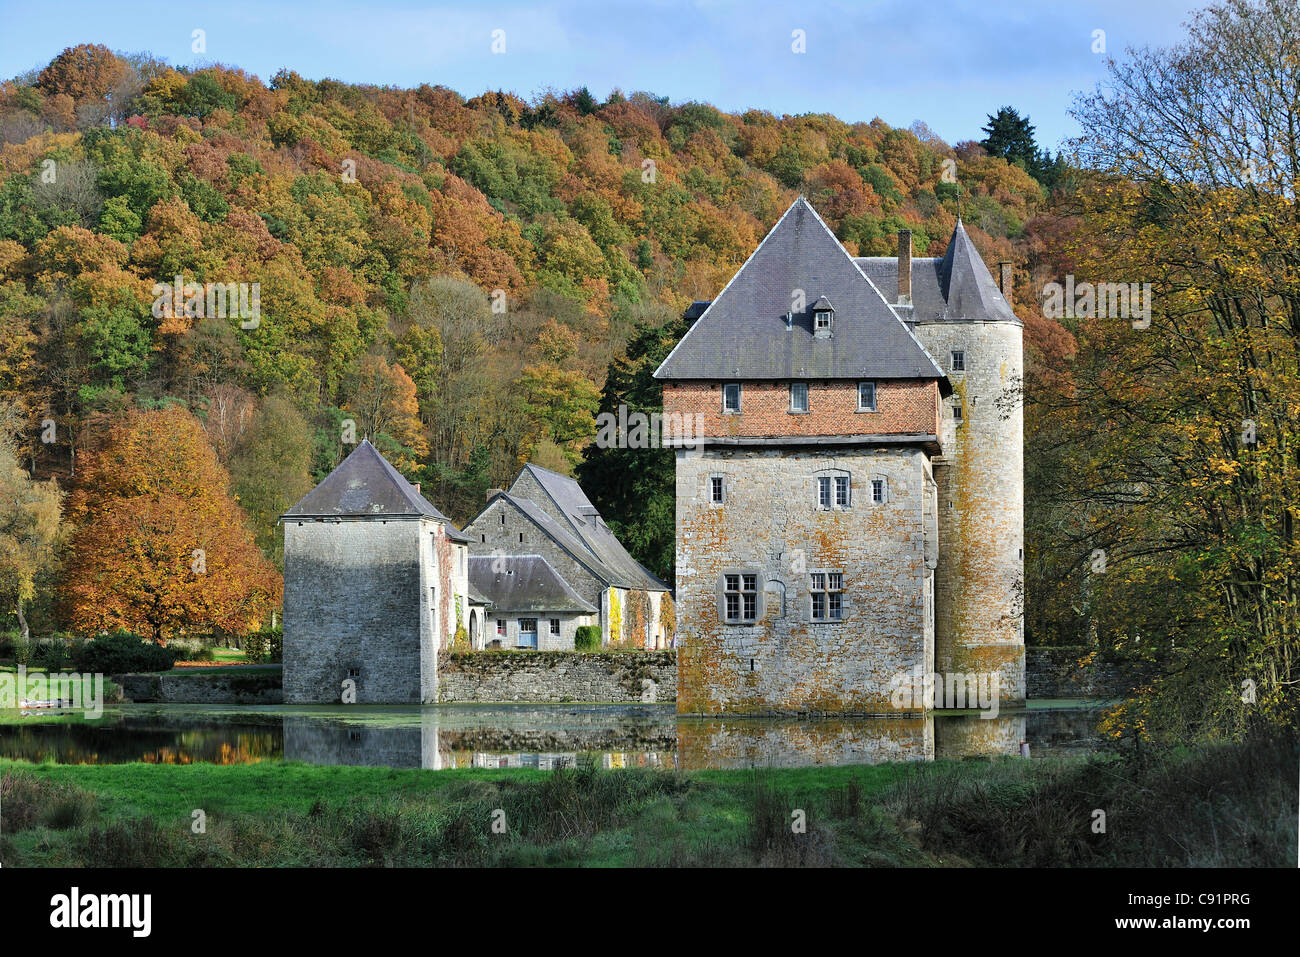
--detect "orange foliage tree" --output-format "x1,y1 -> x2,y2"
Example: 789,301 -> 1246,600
60,405 -> 281,641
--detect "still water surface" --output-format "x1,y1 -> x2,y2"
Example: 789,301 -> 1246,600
0,702 -> 1107,770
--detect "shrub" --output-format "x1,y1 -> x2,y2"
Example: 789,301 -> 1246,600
72,629 -> 176,674
574,625 -> 601,651
168,637 -> 215,662
243,628 -> 282,664
34,635 -> 69,670
0,629 -> 18,658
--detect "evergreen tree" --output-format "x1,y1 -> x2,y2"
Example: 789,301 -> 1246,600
576,312 -> 689,582
980,106 -> 1040,170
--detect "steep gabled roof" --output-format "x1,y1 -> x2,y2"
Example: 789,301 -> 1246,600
500,493 -> 610,581
469,555 -> 598,615
854,221 -> 1020,325
654,196 -> 944,381
512,465 -> 668,592
283,439 -> 471,542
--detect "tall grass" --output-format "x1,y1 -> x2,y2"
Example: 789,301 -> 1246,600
2,733 -> 1293,867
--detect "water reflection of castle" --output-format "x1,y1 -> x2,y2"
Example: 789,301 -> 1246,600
280,711 -> 1091,771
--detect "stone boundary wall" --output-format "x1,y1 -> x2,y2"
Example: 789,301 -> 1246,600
116,650 -> 1121,706
116,669 -> 284,704
1024,647 -> 1144,699
439,651 -> 677,704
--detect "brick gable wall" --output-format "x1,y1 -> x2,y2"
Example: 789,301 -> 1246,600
662,379 -> 940,438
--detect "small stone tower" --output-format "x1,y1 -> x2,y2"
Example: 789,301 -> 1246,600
857,224 -> 1025,705
280,440 -> 471,704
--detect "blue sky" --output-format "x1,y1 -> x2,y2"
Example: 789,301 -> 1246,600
0,0 -> 1203,150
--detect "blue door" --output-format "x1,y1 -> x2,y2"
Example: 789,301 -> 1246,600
518,618 -> 538,648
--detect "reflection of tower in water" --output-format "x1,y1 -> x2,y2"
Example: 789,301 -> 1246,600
932,713 -> 1026,761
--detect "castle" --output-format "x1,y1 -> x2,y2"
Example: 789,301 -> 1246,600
656,196 -> 1024,715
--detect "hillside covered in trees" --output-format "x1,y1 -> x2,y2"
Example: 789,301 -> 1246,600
0,43 -> 1048,622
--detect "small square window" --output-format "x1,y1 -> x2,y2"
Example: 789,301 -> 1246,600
815,311 -> 832,330
550,618 -> 560,635
347,667 -> 361,679
951,350 -> 965,372
723,383 -> 741,413
496,619 -> 506,636
952,403 -> 963,422
709,475 -> 725,504
872,479 -> 885,504
858,381 -> 877,412
790,382 -> 808,413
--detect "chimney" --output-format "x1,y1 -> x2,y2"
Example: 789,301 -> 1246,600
487,488 -> 504,501
897,230 -> 912,305
413,483 -> 421,496
998,262 -> 1014,306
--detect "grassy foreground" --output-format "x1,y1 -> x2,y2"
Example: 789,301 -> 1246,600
1,733 -> 1294,867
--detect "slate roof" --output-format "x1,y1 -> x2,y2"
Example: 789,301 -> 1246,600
856,257 -> 949,323
654,196 -> 945,381
283,439 -> 472,542
468,555 -> 598,614
854,220 -> 1021,325
512,465 -> 668,593
500,493 -> 608,578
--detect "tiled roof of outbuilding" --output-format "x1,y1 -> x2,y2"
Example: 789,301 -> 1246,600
469,555 -> 598,614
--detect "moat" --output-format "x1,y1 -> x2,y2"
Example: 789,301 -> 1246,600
0,701 -> 1109,769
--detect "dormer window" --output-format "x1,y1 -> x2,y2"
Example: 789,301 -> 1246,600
811,296 -> 834,338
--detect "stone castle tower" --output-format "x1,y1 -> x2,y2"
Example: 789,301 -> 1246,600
857,220 -> 1025,705
657,197 -> 1024,714
280,440 -> 471,704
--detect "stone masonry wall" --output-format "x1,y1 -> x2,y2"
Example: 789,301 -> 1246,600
1025,647 -> 1147,699
663,379 -> 940,438
466,497 -> 608,634
439,650 -> 677,703
283,518 -> 434,704
675,445 -> 933,715
914,320 -> 1026,703
116,670 -> 283,704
